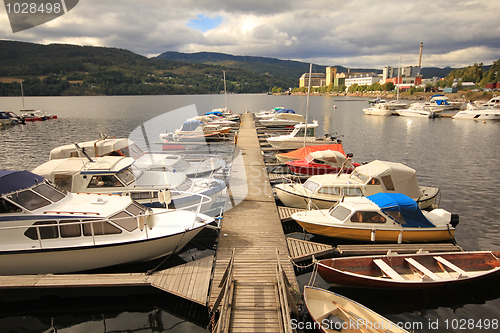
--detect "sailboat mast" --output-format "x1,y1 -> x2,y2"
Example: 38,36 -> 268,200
304,63 -> 312,147
397,56 -> 401,101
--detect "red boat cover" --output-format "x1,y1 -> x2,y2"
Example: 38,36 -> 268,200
276,144 -> 346,161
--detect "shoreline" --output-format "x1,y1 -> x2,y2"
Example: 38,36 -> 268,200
287,90 -> 496,102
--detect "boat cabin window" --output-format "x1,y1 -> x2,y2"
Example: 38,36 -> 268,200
53,174 -> 73,192
7,189 -> 51,211
116,168 -> 136,186
318,186 -> 341,195
367,178 -> 380,185
295,128 -> 315,137
59,220 -> 82,238
342,187 -> 363,196
350,211 -> 386,223
380,175 -> 395,190
88,175 -> 123,188
312,159 -> 327,165
24,221 -> 59,240
329,206 -> 351,221
131,191 -> 156,200
385,211 -> 405,224
126,203 -> 146,216
83,220 -> 121,236
0,198 -> 22,213
303,180 -> 320,193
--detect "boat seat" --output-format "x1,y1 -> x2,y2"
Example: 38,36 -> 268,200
433,256 -> 468,278
405,258 -> 440,280
373,259 -> 405,281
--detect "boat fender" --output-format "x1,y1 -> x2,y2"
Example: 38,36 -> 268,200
145,208 -> 155,230
371,228 -> 376,242
137,212 -> 145,231
397,231 -> 403,244
450,214 -> 460,228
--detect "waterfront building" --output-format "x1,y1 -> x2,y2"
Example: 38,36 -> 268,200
299,72 -> 326,88
345,73 -> 382,89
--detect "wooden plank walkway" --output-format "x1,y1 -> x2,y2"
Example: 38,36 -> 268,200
0,256 -> 215,306
277,206 -> 305,222
209,113 -> 300,332
149,255 -> 214,305
286,238 -> 335,263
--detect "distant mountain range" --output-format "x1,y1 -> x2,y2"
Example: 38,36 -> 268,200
154,51 -> 462,79
0,40 -> 493,96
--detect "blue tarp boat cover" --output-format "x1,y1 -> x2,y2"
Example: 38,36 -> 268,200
275,109 -> 295,114
366,192 -> 435,228
0,170 -> 45,196
180,120 -> 203,131
205,111 -> 224,116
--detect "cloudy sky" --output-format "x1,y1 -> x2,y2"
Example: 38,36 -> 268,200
1,0 -> 499,69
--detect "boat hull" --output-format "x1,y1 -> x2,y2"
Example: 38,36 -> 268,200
304,286 -> 408,333
317,251 -> 500,289
294,219 -> 455,243
0,224 -> 205,275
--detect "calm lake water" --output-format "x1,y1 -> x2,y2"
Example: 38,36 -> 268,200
0,94 -> 499,332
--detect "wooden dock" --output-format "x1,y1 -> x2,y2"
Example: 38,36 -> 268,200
0,255 -> 215,306
209,113 -> 300,332
286,238 -> 335,263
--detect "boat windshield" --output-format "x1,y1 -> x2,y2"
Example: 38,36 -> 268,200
172,159 -> 190,171
117,167 -> 138,185
294,128 -> 316,138
32,183 -> 66,202
329,205 -> 351,221
351,171 -> 369,183
120,143 -> 145,159
303,180 -> 320,193
175,178 -> 193,192
7,188 -> 51,211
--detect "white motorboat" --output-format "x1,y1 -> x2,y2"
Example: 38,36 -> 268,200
452,104 -> 500,120
266,121 -> 341,150
426,94 -> 456,112
258,112 -> 305,127
159,119 -> 232,142
49,138 -> 226,177
0,170 -> 214,275
291,193 -> 459,243
255,106 -> 285,119
396,103 -> 440,118
275,160 -> 439,209
481,96 -> 500,108
32,156 -> 226,212
362,103 -> 393,116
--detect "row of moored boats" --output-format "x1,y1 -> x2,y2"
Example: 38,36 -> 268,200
0,109 -> 239,275
257,106 -> 499,332
363,95 -> 500,120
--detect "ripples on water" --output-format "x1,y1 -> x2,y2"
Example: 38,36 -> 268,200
0,95 -> 499,332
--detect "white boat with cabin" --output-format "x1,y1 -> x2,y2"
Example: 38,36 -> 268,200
452,103 -> 500,121
32,156 -> 226,212
49,138 -> 226,177
258,112 -> 305,127
396,103 -> 440,118
275,160 -> 439,209
0,170 -> 214,275
266,121 -> 341,150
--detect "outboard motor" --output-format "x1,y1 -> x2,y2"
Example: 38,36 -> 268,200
450,213 -> 460,228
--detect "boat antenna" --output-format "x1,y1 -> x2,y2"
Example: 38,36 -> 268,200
74,142 -> 94,162
20,79 -> 26,111
223,70 -> 228,112
304,63 -> 312,147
